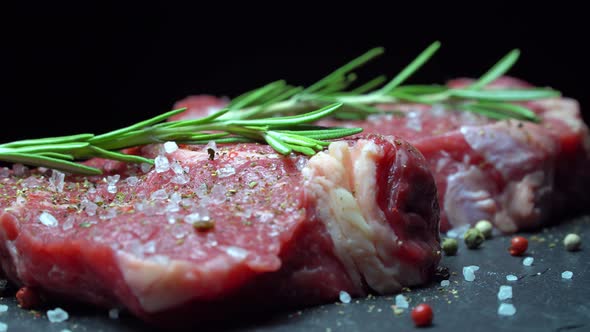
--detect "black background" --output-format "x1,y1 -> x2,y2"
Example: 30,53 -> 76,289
2,2 -> 588,143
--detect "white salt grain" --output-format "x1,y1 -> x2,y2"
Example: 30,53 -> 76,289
61,330 -> 72,332
506,274 -> 518,281
497,285 -> 513,301
154,155 -> 170,173
225,246 -> 249,260
164,141 -> 179,154
561,271 -> 573,279
106,174 -> 120,194
0,322 -> 6,332
49,170 -> 65,192
39,212 -> 58,227
0,304 -> 7,313
109,308 -> 120,319
440,280 -> 450,287
395,294 -> 409,308
47,307 -> 69,323
497,303 -> 516,316
217,165 -> 236,178
126,176 -> 139,186
150,189 -> 168,201
140,163 -> 152,173
522,257 -> 534,266
339,291 -> 351,304
462,265 -> 479,282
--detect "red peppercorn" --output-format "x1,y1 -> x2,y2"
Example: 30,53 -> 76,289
16,286 -> 41,309
411,303 -> 433,327
509,236 -> 528,256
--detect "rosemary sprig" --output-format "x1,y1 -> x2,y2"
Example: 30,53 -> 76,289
0,103 -> 361,175
0,41 -> 561,175
219,41 -> 559,122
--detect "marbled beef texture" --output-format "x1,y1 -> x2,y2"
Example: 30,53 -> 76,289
0,134 -> 439,325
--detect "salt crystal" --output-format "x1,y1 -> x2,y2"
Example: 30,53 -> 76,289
561,271 -> 573,279
106,175 -> 120,194
217,165 -> 236,178
49,170 -> 65,192
462,265 -> 479,282
394,294 -> 409,308
522,257 -> 534,266
141,163 -> 152,173
171,174 -> 189,185
497,303 -> 516,316
0,304 -> 7,312
0,322 -> 6,332
99,208 -> 117,220
154,155 -> 170,173
39,212 -> 58,227
164,141 -> 179,154
225,246 -> 249,260
109,308 -> 120,319
47,307 -> 69,323
184,207 -> 210,225
143,241 -> 156,254
194,183 -> 208,198
339,291 -> 351,304
150,189 -> 168,201
62,216 -> 75,231
406,111 -> 422,131
82,199 -> 98,216
126,176 -> 139,186
440,280 -> 450,287
61,330 -> 72,332
506,274 -> 518,281
497,285 -> 513,301
210,184 -> 227,204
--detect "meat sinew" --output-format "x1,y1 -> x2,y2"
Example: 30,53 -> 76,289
174,76 -> 589,234
0,135 -> 440,325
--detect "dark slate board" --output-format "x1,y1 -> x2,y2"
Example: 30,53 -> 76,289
1,215 -> 588,332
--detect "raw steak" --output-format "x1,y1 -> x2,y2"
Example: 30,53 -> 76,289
174,76 -> 589,233
0,134 -> 440,325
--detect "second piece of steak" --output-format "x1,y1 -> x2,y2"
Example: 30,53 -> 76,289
0,134 -> 440,326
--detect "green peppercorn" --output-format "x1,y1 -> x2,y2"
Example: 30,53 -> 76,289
563,233 -> 581,251
464,228 -> 484,249
442,238 -> 458,256
474,220 -> 493,239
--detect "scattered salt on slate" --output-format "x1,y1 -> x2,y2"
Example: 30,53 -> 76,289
463,265 -> 480,281
0,305 -> 7,313
440,280 -> 450,287
498,303 -> 517,316
47,307 -> 69,323
561,271 -> 573,279
0,321 -> 6,332
395,294 -> 409,308
506,274 -> 518,281
497,285 -> 513,301
522,257 -> 534,266
339,291 -> 351,304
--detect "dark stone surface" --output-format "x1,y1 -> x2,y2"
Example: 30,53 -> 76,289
1,215 -> 588,332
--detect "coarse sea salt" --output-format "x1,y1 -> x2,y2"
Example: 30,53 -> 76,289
126,176 -> 139,186
497,285 -> 513,301
164,141 -> 179,154
440,280 -> 450,287
0,304 -> 7,313
522,257 -> 534,266
339,291 -> 352,304
0,322 -> 6,332
561,271 -> 573,279
497,303 -> 516,316
150,189 -> 168,201
154,155 -> 170,173
47,307 -> 69,323
395,294 -> 409,308
462,265 -> 480,282
39,212 -> 58,227
50,170 -> 65,192
506,274 -> 518,281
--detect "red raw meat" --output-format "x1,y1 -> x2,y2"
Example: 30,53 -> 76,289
0,134 -> 439,325
173,76 -> 589,233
